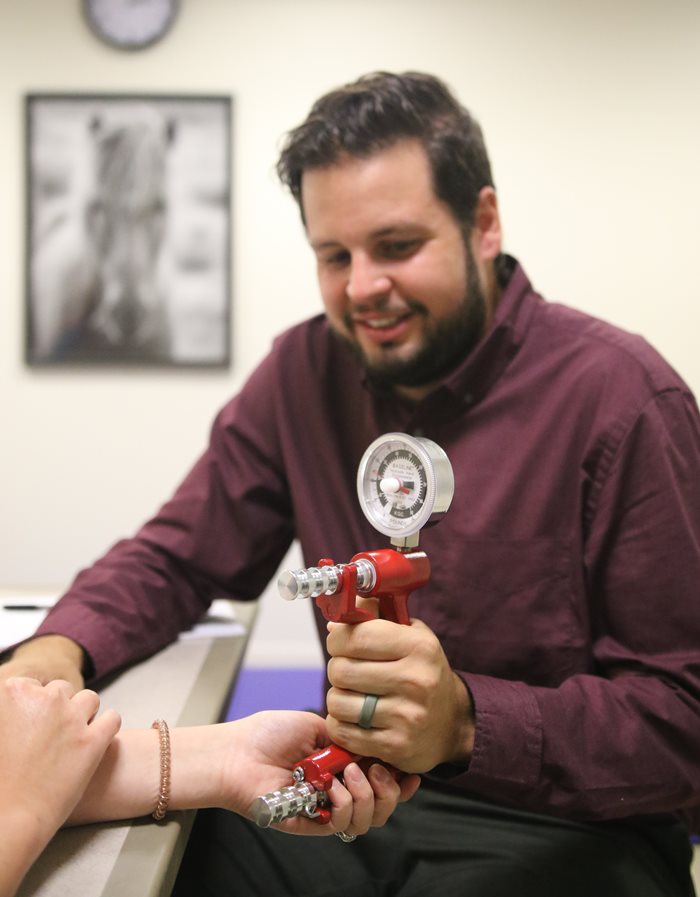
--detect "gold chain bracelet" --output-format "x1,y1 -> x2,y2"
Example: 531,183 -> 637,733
151,719 -> 171,821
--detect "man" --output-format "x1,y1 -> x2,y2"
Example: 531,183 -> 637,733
4,72 -> 700,895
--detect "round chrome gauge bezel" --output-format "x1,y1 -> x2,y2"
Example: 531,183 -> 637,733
356,432 -> 454,540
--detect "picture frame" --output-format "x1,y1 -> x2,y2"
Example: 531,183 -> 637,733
25,93 -> 232,367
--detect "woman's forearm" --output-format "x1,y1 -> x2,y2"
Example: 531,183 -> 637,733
68,723 -> 234,825
60,710 -> 412,841
0,809 -> 56,897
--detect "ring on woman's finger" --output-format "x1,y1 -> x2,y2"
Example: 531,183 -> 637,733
357,693 -> 378,729
335,831 -> 357,842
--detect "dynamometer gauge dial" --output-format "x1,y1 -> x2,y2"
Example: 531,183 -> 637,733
357,433 -> 454,545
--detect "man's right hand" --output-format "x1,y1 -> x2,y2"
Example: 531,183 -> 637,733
0,635 -> 86,690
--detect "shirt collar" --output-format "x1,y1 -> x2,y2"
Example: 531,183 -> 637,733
436,256 -> 538,410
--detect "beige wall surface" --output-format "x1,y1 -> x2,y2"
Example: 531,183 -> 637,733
1,0 -> 699,664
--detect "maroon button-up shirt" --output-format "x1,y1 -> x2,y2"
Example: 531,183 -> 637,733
37,259 -> 700,824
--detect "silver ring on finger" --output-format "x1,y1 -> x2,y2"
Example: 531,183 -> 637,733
335,831 -> 357,842
357,693 -> 379,729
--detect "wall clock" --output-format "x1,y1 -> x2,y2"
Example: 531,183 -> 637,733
83,0 -> 180,50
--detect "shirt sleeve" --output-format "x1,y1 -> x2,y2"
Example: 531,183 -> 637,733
436,388 -> 700,822
33,350 -> 295,681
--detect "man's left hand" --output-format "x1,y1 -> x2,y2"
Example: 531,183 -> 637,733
326,618 -> 475,773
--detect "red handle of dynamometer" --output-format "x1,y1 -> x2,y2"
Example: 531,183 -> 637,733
294,744 -> 358,791
296,547 -> 428,822
293,743 -> 402,825
314,548 -> 430,625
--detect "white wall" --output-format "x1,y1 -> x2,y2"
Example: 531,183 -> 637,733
1,0 -> 699,666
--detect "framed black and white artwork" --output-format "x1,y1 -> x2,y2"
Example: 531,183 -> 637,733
25,93 -> 231,366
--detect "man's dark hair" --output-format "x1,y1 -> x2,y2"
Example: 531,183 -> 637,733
276,71 -> 495,232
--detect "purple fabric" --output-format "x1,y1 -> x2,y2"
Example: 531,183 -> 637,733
226,668 -> 325,720
37,259 -> 700,825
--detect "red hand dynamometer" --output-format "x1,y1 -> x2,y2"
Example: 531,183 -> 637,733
250,433 -> 454,828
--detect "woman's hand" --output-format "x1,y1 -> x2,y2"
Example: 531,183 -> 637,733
0,677 -> 121,839
0,677 -> 121,897
219,710 -> 421,837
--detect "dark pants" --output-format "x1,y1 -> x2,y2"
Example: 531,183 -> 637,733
172,787 -> 695,897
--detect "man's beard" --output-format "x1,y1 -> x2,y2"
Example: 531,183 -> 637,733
339,258 -> 487,392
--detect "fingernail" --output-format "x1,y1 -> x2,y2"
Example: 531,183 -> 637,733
343,762 -> 362,783
371,765 -> 392,785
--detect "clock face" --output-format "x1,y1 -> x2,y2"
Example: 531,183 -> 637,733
84,0 -> 180,50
